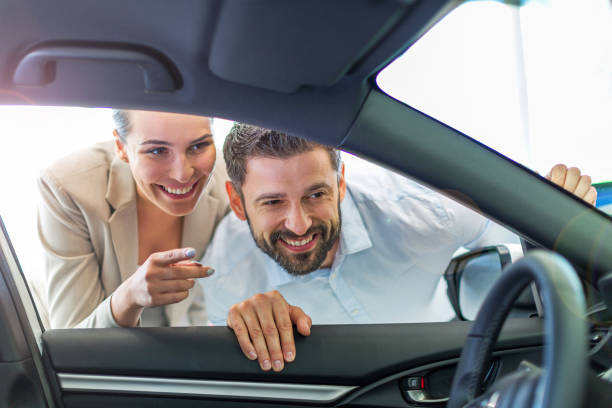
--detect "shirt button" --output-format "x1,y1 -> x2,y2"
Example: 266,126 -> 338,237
351,308 -> 359,315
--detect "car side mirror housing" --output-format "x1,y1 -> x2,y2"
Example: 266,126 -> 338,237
444,246 -> 512,321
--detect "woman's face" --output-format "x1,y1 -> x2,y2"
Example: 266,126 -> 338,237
115,110 -> 216,217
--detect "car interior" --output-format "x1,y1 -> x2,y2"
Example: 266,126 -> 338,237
0,0 -> 611,407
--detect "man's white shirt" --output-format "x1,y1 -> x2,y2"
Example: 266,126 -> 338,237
200,156 -> 517,325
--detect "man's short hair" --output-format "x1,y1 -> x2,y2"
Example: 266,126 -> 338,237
223,123 -> 341,193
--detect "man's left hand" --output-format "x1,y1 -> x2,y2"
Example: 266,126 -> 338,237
546,164 -> 597,206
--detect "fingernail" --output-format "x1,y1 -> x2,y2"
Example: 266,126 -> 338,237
273,360 -> 283,370
206,268 -> 215,276
185,248 -> 196,258
285,351 -> 294,362
248,351 -> 257,360
262,360 -> 272,370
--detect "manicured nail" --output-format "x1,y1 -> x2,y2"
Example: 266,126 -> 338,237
262,360 -> 272,370
285,352 -> 294,362
248,351 -> 257,360
206,268 -> 215,276
273,360 -> 283,371
185,248 -> 196,258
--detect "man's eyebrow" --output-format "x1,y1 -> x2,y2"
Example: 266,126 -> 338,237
139,133 -> 212,146
305,183 -> 333,193
254,183 -> 333,203
255,193 -> 286,203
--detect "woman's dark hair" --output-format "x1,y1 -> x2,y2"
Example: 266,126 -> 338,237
223,123 -> 341,194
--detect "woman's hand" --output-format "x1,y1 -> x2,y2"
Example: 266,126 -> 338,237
110,247 -> 214,327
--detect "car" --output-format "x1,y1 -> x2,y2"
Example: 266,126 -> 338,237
0,0 -> 611,407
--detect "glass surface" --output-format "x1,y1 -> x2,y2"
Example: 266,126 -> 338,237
377,0 -> 612,183
458,251 -> 504,320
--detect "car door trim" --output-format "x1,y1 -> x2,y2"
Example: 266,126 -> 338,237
58,373 -> 357,402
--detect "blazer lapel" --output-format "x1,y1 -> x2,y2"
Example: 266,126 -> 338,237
106,156 -> 138,284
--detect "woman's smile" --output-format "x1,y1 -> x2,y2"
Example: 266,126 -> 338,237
157,180 -> 199,200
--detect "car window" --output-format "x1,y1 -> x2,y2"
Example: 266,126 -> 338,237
377,0 -> 612,186
0,106 -> 526,328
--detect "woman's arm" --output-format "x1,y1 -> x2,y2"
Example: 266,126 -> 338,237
37,171 -> 117,328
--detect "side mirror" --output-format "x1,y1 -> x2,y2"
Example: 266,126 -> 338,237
444,246 -> 511,321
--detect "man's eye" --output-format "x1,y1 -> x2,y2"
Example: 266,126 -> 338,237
310,191 -> 325,199
263,199 -> 281,206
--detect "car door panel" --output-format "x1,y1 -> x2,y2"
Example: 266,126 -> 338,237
44,319 -> 544,407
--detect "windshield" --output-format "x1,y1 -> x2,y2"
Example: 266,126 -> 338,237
377,0 -> 612,184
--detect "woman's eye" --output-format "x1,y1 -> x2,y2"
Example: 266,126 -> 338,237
189,141 -> 212,153
146,147 -> 168,156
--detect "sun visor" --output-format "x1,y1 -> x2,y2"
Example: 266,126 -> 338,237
209,0 -> 415,93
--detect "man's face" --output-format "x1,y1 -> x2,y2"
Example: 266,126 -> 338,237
228,148 -> 346,275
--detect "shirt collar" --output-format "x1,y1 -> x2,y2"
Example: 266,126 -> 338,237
338,187 -> 373,256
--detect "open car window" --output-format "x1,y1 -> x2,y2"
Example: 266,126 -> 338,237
0,106 -> 532,330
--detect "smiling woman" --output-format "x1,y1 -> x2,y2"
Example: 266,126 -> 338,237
36,110 -> 229,329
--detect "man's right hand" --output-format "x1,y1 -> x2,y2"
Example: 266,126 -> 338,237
227,290 -> 312,372
111,247 -> 215,327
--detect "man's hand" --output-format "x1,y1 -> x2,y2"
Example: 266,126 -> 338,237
227,290 -> 312,372
546,164 -> 597,206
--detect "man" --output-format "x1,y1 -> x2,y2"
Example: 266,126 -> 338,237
201,123 -> 596,372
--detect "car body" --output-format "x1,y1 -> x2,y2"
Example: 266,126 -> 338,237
0,0 -> 611,407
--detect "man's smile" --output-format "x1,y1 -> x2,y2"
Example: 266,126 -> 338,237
278,233 -> 319,252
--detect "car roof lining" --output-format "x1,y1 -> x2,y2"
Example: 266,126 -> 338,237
0,0 -> 456,142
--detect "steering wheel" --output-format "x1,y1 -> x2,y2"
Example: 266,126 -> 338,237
447,250 -> 588,408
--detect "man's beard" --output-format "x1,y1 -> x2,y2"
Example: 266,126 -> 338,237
245,204 -> 342,276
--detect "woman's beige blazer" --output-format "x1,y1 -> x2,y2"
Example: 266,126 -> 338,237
37,141 -> 229,329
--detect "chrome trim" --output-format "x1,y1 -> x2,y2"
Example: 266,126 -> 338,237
58,373 -> 357,402
407,389 -> 449,404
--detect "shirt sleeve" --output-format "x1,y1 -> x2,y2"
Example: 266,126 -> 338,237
437,194 -> 519,249
37,171 -> 120,329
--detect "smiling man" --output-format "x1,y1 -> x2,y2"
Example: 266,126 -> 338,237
201,123 -> 596,372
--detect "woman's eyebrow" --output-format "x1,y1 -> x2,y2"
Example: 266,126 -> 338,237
139,139 -> 171,146
190,134 -> 213,144
139,133 -> 212,146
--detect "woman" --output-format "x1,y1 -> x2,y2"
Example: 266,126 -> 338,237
37,110 -> 229,328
